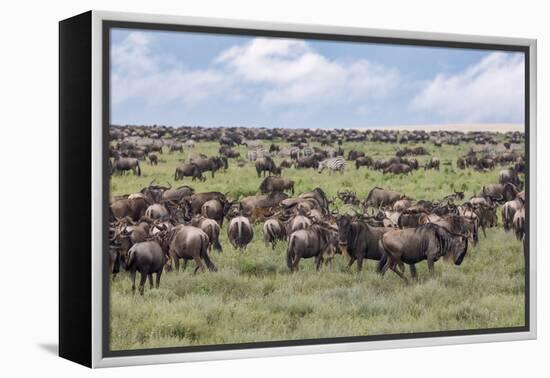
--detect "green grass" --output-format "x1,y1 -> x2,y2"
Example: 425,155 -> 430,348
109,138 -> 525,351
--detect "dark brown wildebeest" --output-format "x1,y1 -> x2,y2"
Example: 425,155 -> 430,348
295,155 -> 319,169
424,157 -> 440,170
263,218 -> 286,249
122,241 -> 167,295
192,156 -> 227,178
364,187 -> 404,209
479,183 -> 519,203
347,150 -> 365,161
174,163 -> 204,181
110,197 -> 149,221
255,156 -> 281,177
378,223 -> 468,281
499,167 -> 522,188
166,225 -> 216,273
299,187 -> 330,213
336,214 -> 392,272
383,163 -> 412,175
286,223 -> 339,272
457,157 -> 466,169
258,176 -> 295,194
476,157 -> 495,170
190,215 -> 222,252
432,215 -> 478,247
148,153 -> 158,165
112,157 -> 141,176
228,216 -> 254,249
355,156 -> 373,169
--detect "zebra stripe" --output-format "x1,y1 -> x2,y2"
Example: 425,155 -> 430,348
318,156 -> 346,174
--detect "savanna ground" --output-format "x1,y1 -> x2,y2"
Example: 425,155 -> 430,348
109,135 -> 525,351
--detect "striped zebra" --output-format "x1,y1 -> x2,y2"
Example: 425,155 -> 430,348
318,156 -> 346,175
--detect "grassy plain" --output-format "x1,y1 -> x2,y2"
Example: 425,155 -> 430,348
109,137 -> 525,351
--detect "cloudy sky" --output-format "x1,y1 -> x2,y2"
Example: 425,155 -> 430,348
110,28 -> 525,128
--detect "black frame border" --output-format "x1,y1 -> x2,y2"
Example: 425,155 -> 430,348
101,19 -> 531,359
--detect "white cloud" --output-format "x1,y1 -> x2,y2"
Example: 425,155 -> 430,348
215,37 -> 400,107
410,52 -> 524,122
111,32 -> 230,107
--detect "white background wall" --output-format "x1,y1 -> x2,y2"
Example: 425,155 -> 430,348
0,0 -> 546,376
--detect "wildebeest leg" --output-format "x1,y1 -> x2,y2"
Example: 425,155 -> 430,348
139,272 -> 147,295
193,256 -> 206,274
347,257 -> 356,269
173,255 -> 180,272
390,265 -> 409,283
315,256 -> 323,271
356,257 -> 364,272
409,264 -> 418,280
130,269 -> 137,293
148,274 -> 153,289
427,259 -> 435,275
378,257 -> 391,276
181,259 -> 188,272
291,255 -> 301,272
155,271 -> 162,288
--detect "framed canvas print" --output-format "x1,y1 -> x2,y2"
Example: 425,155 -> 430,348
59,10 -> 537,368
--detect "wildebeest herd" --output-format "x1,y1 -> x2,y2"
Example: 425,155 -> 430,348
109,125 -> 526,296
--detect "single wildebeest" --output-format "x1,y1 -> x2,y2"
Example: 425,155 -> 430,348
499,167 -> 522,188
286,224 -> 339,272
192,156 -> 227,178
383,163 -> 412,175
122,241 -> 167,295
174,163 -> 204,181
112,157 -> 141,176
378,223 -> 468,281
502,198 -> 524,231
190,215 -> 222,252
347,150 -> 365,161
201,199 -> 228,227
512,207 -> 526,241
148,153 -> 158,165
336,214 -> 393,272
255,156 -> 281,177
110,197 -> 150,221
355,156 -> 373,169
166,225 -> 216,273
228,216 -> 254,249
258,176 -> 295,194
364,187 -> 404,209
263,218 -> 287,249
169,142 -> 184,153
479,183 -> 519,203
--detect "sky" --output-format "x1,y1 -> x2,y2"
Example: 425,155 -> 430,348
110,28 -> 525,129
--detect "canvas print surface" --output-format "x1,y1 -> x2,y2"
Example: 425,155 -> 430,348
107,27 -> 527,352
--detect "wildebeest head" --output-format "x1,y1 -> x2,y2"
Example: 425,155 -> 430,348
335,214 -> 353,256
435,225 -> 468,266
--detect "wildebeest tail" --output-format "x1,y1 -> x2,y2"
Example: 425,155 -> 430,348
286,234 -> 296,269
376,239 -> 388,274
200,234 -> 217,271
126,247 -> 136,270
